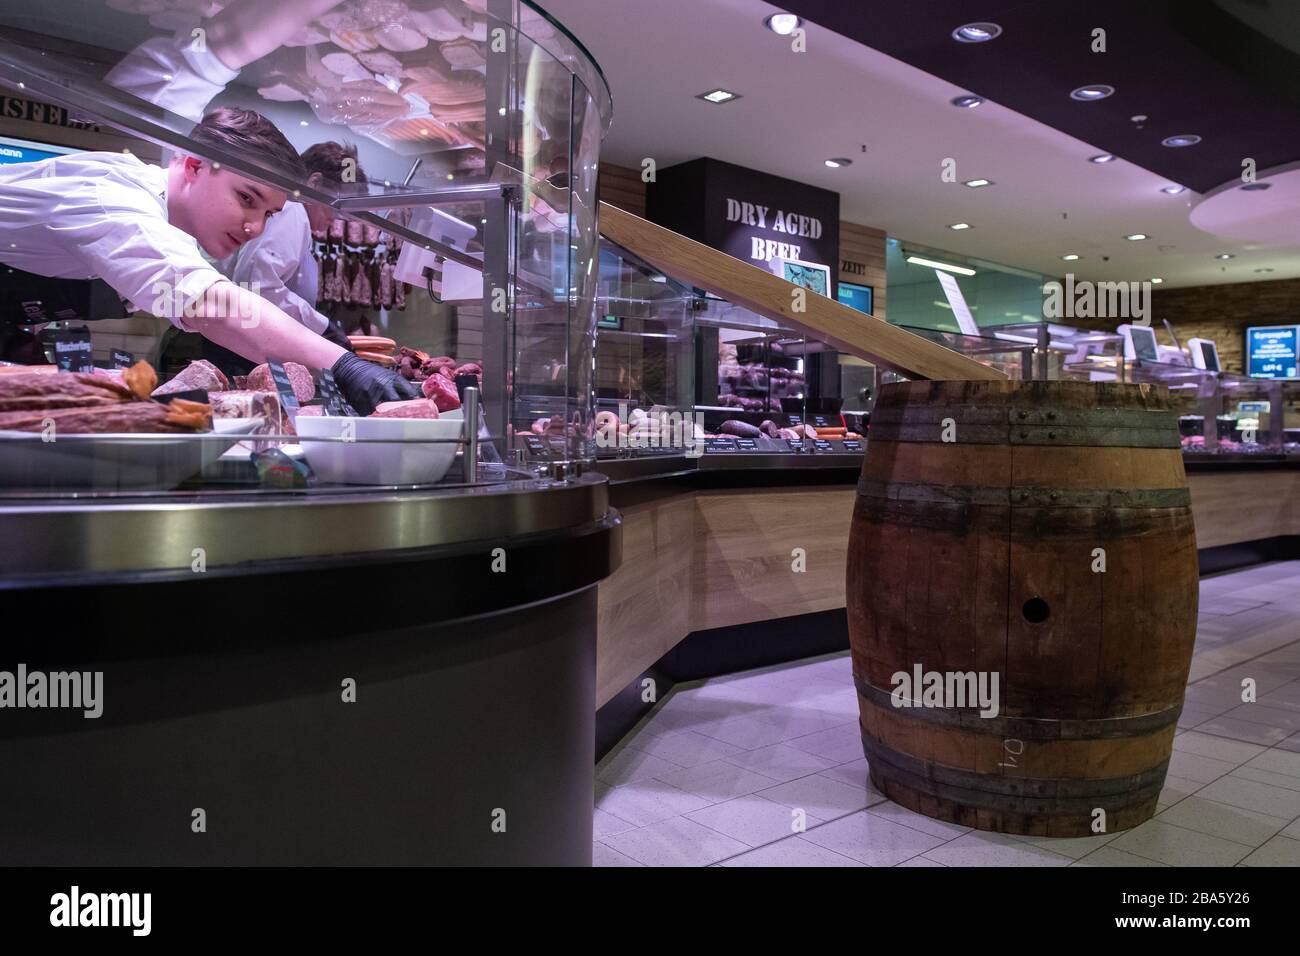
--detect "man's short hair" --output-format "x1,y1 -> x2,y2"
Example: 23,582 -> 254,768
301,141 -> 368,187
189,107 -> 303,177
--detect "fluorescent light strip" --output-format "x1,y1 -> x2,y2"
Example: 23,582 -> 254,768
906,255 -> 976,276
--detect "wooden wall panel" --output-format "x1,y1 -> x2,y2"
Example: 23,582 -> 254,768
596,162 -> 647,218
594,470 -> 1293,708
839,220 -> 888,322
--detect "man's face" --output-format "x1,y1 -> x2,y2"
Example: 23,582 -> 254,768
174,156 -> 287,258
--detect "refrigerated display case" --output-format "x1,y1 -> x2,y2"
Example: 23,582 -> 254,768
0,0 -> 618,866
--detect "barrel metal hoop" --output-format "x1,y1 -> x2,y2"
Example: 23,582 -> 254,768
855,677 -> 1183,739
868,423 -> 1180,448
855,477 -> 1191,510
870,406 -> 1178,429
860,728 -> 1170,809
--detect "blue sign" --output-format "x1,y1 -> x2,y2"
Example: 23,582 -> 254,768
838,281 -> 874,316
1246,325 -> 1300,380
0,136 -> 76,166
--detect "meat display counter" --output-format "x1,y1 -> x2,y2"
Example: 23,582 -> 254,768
0,0 -> 617,865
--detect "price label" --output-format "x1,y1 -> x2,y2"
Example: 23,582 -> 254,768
785,414 -> 803,427
110,349 -> 135,370
705,437 -> 739,453
813,439 -> 833,451
841,440 -> 863,451
812,415 -> 832,428
49,328 -> 94,373
267,360 -> 301,425
735,438 -> 757,450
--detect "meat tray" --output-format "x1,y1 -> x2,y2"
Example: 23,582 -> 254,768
0,419 -> 262,491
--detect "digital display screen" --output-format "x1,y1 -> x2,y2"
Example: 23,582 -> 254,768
782,260 -> 830,297
0,135 -> 77,166
1201,342 -> 1220,372
1128,325 -> 1159,362
1246,325 -> 1300,379
837,282 -> 874,315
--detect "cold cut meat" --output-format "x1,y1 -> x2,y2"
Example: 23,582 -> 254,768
152,359 -> 229,397
421,373 -> 461,411
371,398 -> 441,419
245,362 -> 316,403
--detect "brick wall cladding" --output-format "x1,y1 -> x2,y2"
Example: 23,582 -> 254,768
1066,277 -> 1300,373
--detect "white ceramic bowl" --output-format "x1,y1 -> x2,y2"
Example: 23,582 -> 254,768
296,410 -> 464,485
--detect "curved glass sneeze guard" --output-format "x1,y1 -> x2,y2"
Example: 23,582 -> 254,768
0,0 -> 609,496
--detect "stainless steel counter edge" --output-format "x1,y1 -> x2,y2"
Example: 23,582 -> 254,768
0,474 -> 610,577
593,452 -> 866,483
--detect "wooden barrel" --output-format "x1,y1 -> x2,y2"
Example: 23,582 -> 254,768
847,380 -> 1199,837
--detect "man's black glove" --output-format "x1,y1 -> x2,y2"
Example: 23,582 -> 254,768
320,319 -> 353,351
331,351 -> 419,416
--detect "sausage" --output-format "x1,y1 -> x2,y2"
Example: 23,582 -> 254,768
720,419 -> 761,438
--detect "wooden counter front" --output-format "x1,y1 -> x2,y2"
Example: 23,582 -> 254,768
595,467 -> 1298,708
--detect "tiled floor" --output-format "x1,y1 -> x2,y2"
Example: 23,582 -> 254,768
594,560 -> 1300,866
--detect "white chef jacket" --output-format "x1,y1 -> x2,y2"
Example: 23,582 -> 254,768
103,26 -> 240,124
219,201 -> 327,334
0,151 -> 226,327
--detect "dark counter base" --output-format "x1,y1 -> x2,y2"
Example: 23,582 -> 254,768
1200,535 -> 1300,576
0,588 -> 598,866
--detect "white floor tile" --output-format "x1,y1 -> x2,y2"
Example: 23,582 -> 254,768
594,779 -> 712,828
922,830 -> 1072,867
818,758 -> 874,790
718,835 -> 865,867
865,801 -> 970,839
1158,774 -> 1204,809
1230,765 -> 1300,793
600,816 -> 751,867
1244,747 -> 1300,778
691,715 -> 795,750
721,742 -> 839,782
652,759 -> 783,801
1195,717 -> 1292,747
802,810 -> 950,866
1196,774 -> 1300,818
1070,846 -> 1171,867
1239,835 -> 1300,867
624,730 -> 746,768
758,771 -> 884,819
1172,730 -> 1266,765
1110,820 -> 1254,866
1007,830 -> 1122,860
897,856 -> 946,866
1166,749 -> 1241,784
593,808 -> 638,840
592,841 -> 644,867
1223,703 -> 1300,732
596,746 -> 685,787
785,723 -> 863,758
1155,796 -> 1290,848
686,794 -> 825,847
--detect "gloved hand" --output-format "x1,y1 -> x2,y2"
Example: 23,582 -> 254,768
320,319 -> 353,351
331,351 -> 419,416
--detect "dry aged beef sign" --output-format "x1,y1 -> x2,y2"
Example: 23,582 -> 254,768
646,157 -> 840,290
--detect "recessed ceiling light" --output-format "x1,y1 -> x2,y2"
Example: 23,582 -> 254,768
1071,85 -> 1115,101
963,178 -> 993,188
906,255 -> 977,276
1256,268 -> 1274,273
1151,278 -> 1163,284
1161,185 -> 1186,195
952,22 -> 1002,43
1216,253 -> 1235,260
1125,233 -> 1148,241
1161,134 -> 1201,147
949,222 -> 971,230
763,13 -> 801,35
1089,153 -> 1116,164
824,157 -> 852,168
697,89 -> 741,104
1241,182 -> 1272,191
1061,254 -> 1080,261
951,95 -> 983,109
299,120 -> 309,127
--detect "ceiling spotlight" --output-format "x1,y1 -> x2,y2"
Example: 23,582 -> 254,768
1161,134 -> 1201,147
952,22 -> 1002,43
1216,253 -> 1235,260
1125,233 -> 1149,241
1161,185 -> 1186,195
1070,84 -> 1115,101
963,178 -> 993,188
763,13 -> 801,35
1151,278 -> 1163,284
1061,254 -> 1080,261
1241,182 -> 1272,191
949,222 -> 971,230
951,95 -> 984,109
697,88 -> 741,104
1256,268 -> 1274,273
299,120 -> 309,127
824,157 -> 852,168
1089,153 -> 1116,164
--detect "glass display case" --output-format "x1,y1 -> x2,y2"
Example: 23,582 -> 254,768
0,0 -> 611,494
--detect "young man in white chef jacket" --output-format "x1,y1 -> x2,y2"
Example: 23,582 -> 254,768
0,108 -> 413,412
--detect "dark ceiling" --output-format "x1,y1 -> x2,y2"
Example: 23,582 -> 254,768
779,0 -> 1300,193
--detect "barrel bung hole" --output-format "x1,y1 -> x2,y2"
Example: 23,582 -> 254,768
1022,597 -> 1050,624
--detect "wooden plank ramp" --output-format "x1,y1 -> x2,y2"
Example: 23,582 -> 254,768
598,202 -> 1005,382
